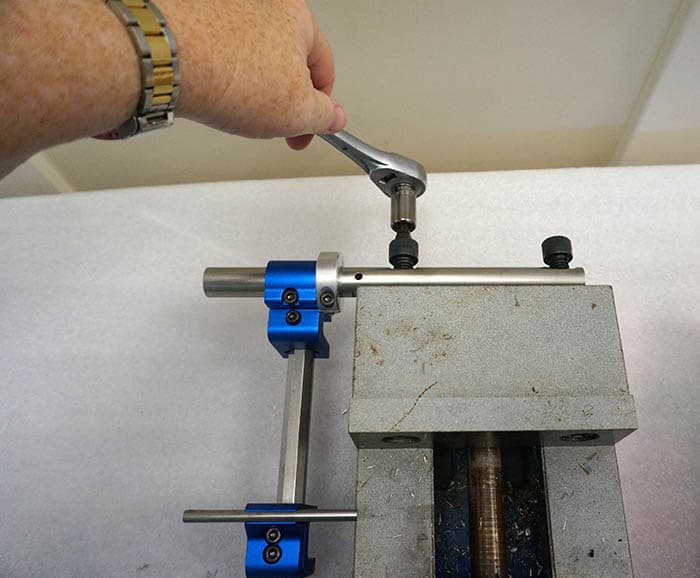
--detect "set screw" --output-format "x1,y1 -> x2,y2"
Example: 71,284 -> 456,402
320,290 -> 336,307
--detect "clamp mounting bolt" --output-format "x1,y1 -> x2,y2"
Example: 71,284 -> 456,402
263,544 -> 282,564
282,288 -> 299,305
285,310 -> 302,325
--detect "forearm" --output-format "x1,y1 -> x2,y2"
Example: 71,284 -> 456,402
0,0 -> 142,176
0,0 -> 344,179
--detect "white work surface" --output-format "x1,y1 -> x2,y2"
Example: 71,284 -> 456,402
1,167 -> 698,578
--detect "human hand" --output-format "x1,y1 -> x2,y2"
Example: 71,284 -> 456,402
158,0 -> 346,150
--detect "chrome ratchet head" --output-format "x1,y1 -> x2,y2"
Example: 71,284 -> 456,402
319,130 -> 427,198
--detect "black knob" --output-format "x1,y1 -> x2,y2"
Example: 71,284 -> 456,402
542,236 -> 573,269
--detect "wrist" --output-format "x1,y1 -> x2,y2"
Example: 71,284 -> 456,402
152,0 -> 214,123
0,0 -> 142,159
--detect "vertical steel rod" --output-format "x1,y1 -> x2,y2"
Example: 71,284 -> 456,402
277,349 -> 315,504
469,433 -> 508,578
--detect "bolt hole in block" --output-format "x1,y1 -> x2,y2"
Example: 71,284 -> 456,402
560,432 -> 599,442
381,435 -> 422,445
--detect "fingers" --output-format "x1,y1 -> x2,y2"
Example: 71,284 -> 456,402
286,134 -> 313,150
307,21 -> 335,95
287,14 -> 345,150
286,99 -> 345,150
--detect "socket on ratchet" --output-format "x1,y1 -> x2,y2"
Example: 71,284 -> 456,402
320,130 -> 427,232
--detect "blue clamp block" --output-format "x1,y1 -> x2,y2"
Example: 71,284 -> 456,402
264,261 -> 331,358
244,503 -> 316,578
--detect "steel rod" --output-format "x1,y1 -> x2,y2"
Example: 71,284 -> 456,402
183,509 -> 358,523
277,348 -> 315,504
203,267 -> 585,297
204,267 -> 266,297
337,267 -> 584,295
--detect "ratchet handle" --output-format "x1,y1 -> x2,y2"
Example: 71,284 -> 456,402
319,130 -> 385,175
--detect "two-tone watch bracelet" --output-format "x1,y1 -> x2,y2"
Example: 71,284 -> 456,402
95,0 -> 180,139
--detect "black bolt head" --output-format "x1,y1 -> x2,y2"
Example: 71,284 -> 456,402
389,230 -> 419,270
282,288 -> 298,305
285,310 -> 301,325
263,545 -> 282,564
542,236 -> 573,269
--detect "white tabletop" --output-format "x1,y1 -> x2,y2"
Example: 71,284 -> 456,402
1,166 -> 698,577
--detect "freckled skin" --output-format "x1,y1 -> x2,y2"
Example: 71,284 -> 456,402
0,0 -> 346,177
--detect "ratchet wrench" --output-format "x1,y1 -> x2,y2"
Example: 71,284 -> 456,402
320,130 -> 427,232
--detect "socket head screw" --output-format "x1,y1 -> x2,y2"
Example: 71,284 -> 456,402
542,236 -> 573,269
389,229 -> 419,269
282,288 -> 298,305
263,545 -> 282,564
285,310 -> 301,325
320,290 -> 336,307
265,527 -> 281,544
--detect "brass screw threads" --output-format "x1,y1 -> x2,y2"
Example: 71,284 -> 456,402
469,434 -> 508,578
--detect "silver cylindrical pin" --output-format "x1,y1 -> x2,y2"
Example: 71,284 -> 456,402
182,509 -> 358,523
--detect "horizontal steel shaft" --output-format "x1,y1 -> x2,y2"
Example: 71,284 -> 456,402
183,510 -> 358,523
203,267 -> 585,298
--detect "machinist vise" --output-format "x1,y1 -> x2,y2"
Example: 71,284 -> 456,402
183,131 -> 637,578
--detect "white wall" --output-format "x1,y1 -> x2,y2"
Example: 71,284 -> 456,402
1,167 -> 698,577
0,153 -> 74,197
616,0 -> 700,164
4,0 -> 696,197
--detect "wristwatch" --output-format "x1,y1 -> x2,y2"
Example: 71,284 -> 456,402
95,0 -> 180,139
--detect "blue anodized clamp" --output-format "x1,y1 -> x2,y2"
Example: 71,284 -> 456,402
263,260 -> 332,358
244,254 -> 340,577
244,504 -> 316,577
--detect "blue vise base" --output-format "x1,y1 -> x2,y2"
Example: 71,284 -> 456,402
264,261 -> 330,358
244,503 -> 316,578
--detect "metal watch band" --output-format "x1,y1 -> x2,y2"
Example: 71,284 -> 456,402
95,0 -> 180,139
